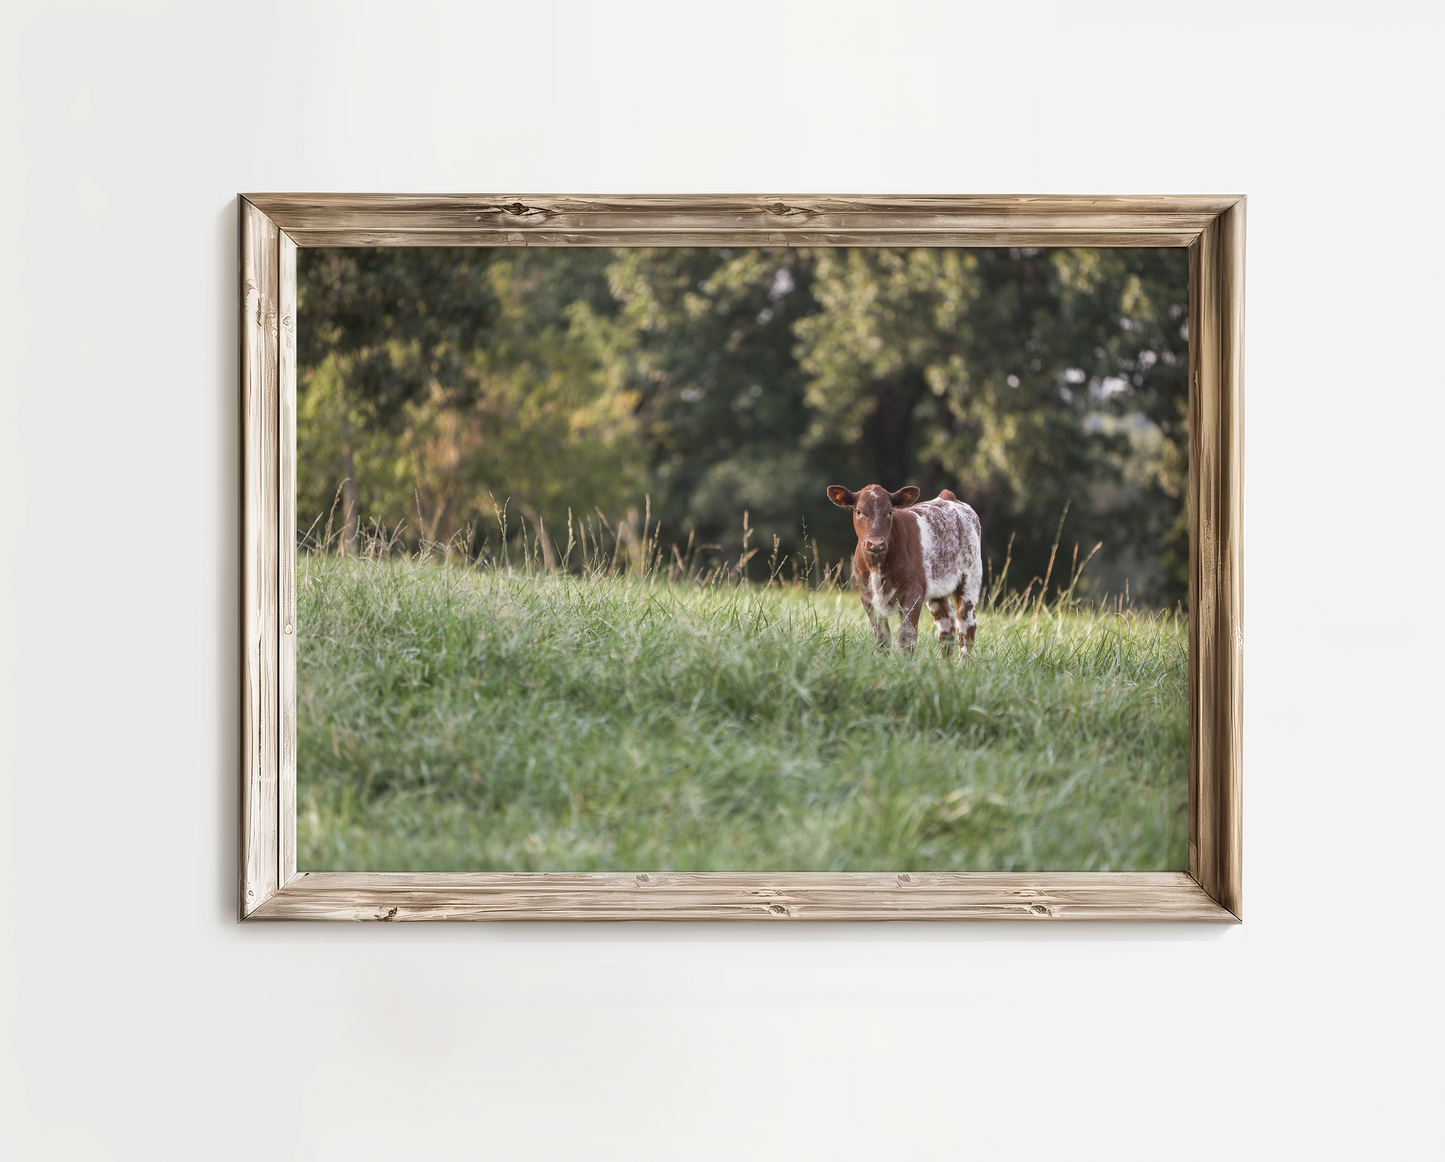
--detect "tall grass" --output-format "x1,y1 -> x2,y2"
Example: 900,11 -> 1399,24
296,509 -> 1187,872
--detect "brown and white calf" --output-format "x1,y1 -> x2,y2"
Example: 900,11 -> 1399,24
827,484 -> 983,656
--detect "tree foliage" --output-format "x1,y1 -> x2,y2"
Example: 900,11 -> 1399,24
298,248 -> 643,558
796,247 -> 1188,600
596,248 -> 839,565
297,245 -> 1188,605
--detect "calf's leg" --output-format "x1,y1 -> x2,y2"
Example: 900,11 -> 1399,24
860,594 -> 892,649
928,597 -> 958,656
954,570 -> 980,658
897,598 -> 924,654
960,598 -> 977,654
869,609 -> 892,649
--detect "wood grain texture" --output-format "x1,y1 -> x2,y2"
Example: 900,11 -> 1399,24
278,232 -> 299,888
239,192 -> 1246,922
1187,201 -> 1246,919
279,228 -> 1207,249
1214,201 -> 1245,918
244,193 -> 1240,249
1187,233 -> 1210,891
252,871 -> 1235,922
239,198 -> 280,918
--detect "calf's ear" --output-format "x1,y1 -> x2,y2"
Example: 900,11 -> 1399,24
890,486 -> 921,507
826,485 -> 858,508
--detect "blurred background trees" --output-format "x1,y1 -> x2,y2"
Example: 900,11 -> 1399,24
297,245 -> 1188,606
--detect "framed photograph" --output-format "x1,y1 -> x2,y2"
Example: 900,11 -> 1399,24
239,194 -> 1243,921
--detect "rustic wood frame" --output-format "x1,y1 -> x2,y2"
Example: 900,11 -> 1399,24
239,194 -> 1244,922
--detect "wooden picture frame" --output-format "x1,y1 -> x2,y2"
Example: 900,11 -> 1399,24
239,194 -> 1243,922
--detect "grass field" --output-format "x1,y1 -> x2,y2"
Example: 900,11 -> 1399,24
296,553 -> 1188,873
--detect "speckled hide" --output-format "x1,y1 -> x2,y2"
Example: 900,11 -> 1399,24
826,483 -> 983,656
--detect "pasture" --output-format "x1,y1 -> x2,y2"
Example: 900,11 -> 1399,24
296,553 -> 1188,873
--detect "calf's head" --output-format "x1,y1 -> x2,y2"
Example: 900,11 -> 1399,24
827,484 -> 921,564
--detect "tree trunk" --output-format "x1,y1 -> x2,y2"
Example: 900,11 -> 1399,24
918,458 -> 941,499
866,369 -> 927,488
918,387 -> 959,499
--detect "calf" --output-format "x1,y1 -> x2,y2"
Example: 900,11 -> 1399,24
827,484 -> 982,656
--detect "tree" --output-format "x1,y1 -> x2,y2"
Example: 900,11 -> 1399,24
297,248 -> 645,558
599,247 -> 847,571
298,249 -> 497,553
795,247 -> 1189,603
295,245 -> 1190,605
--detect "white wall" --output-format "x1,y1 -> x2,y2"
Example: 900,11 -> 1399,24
2,3 -> 1440,1158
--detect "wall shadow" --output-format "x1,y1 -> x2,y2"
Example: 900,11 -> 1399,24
215,198 -> 240,925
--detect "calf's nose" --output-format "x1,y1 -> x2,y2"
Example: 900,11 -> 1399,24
865,538 -> 886,554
